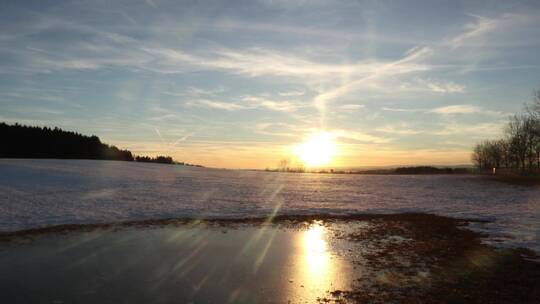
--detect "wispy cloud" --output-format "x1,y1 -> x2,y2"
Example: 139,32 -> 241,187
378,121 -> 505,137
332,129 -> 391,144
254,122 -> 300,137
377,124 -> 422,135
382,104 -> 509,118
242,96 -> 302,112
399,78 -> 466,94
185,99 -> 246,111
382,107 -> 421,113
433,122 -> 505,136
183,95 -> 304,113
312,46 -> 432,123
147,113 -> 177,121
278,90 -> 305,97
185,86 -> 226,96
430,105 -> 509,117
339,104 -> 365,110
430,105 -> 481,114
447,15 -> 498,49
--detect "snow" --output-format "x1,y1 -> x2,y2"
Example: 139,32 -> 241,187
1,159 -> 539,252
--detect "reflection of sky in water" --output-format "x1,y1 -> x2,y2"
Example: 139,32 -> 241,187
0,224 -> 353,304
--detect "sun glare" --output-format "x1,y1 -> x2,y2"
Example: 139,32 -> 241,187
304,224 -> 327,254
302,223 -> 329,277
294,132 -> 336,167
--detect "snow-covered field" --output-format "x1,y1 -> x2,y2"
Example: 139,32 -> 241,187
1,159 -> 539,252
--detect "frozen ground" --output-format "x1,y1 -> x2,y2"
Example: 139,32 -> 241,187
0,159 -> 539,252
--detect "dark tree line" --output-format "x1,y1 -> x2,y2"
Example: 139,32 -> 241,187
0,123 -> 186,165
0,122 -> 134,161
472,89 -> 540,171
135,155 -> 174,164
394,166 -> 469,174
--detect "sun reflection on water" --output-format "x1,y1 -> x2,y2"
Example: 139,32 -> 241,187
288,222 -> 341,302
303,223 -> 328,276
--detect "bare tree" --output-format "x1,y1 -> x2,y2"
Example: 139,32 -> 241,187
472,142 -> 485,169
506,115 -> 529,170
497,139 -> 511,168
529,89 -> 540,117
531,90 -> 540,168
474,88 -> 540,172
278,158 -> 290,172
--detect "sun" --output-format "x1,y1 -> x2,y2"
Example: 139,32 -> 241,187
294,132 -> 336,167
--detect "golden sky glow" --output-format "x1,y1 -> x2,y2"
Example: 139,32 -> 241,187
111,136 -> 475,169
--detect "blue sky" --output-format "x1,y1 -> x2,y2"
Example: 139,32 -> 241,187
1,0 -> 540,168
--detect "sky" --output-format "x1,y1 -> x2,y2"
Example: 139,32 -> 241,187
1,0 -> 540,169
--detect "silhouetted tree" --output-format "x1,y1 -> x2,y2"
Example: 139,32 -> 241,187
472,88 -> 540,172
0,122 -> 195,165
135,155 -> 174,164
278,159 -> 290,171
395,166 -> 458,174
0,123 -> 135,161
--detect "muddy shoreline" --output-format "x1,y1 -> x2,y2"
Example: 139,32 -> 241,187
321,213 -> 540,303
0,212 -> 488,240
